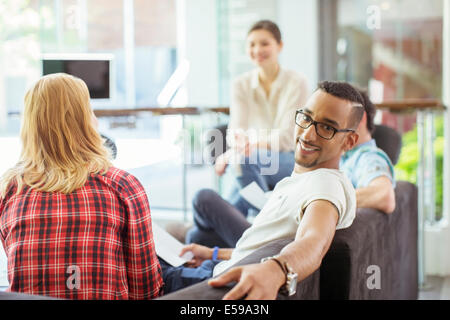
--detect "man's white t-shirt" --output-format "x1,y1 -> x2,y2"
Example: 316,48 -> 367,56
213,168 -> 356,276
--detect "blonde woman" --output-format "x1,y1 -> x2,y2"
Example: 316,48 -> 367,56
0,73 -> 163,299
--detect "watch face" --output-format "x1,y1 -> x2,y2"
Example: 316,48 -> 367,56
288,274 -> 298,296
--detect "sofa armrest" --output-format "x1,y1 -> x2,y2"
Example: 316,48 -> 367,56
320,181 -> 418,299
158,238 -> 320,300
0,291 -> 59,300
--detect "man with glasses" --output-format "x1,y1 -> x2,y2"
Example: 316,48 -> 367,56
160,81 -> 363,299
294,91 -> 395,214
295,109 -> 356,140
180,84 -> 395,250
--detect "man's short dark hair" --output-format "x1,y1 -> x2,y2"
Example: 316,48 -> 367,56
317,81 -> 365,130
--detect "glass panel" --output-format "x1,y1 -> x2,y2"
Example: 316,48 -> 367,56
134,0 -> 177,106
0,1 -> 221,214
336,0 -> 443,131
1,0 -> 209,289
217,0 -> 277,105
335,0 -> 444,221
337,0 -> 443,95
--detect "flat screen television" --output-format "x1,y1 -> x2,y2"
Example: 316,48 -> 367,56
42,54 -> 113,100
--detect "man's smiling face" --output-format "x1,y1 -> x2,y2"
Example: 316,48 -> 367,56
294,89 -> 359,172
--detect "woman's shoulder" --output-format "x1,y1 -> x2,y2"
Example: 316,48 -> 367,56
94,166 -> 144,194
281,68 -> 308,85
233,69 -> 257,87
0,181 -> 17,208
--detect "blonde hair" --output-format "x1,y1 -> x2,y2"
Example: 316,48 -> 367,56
0,73 -> 111,196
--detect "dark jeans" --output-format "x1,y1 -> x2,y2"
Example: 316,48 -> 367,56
229,150 -> 295,217
186,151 -> 295,247
159,257 -> 221,294
186,189 -> 252,248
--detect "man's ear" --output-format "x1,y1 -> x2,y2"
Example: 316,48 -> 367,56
356,112 -> 367,133
343,132 -> 359,152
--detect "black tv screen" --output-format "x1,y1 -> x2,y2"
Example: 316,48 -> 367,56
42,59 -> 110,99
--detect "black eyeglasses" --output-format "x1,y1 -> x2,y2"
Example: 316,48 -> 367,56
295,109 -> 355,140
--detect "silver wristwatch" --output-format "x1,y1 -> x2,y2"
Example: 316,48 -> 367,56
261,255 -> 298,296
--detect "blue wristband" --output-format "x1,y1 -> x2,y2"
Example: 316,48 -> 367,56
212,246 -> 219,261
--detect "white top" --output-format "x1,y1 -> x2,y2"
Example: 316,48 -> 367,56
228,68 -> 309,152
213,168 -> 356,276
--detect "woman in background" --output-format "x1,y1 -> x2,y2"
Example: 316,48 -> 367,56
0,73 -> 163,299
214,20 -> 309,216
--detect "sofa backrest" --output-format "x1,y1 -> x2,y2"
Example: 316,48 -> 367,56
372,124 -> 402,165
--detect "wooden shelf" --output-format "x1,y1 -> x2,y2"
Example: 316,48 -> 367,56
92,100 -> 445,118
375,99 -> 446,113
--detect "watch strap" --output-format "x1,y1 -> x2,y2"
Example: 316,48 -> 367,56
261,255 -> 297,296
261,256 -> 287,280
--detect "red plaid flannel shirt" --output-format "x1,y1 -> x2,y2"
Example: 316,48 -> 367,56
0,167 -> 163,299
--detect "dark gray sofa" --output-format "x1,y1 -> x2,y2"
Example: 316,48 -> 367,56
159,124 -> 418,300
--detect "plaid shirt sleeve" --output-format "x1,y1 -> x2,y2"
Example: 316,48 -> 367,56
120,174 -> 163,299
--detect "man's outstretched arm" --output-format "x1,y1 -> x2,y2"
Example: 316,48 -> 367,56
208,199 -> 339,300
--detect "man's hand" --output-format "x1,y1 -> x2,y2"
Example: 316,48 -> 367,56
180,243 -> 212,268
208,260 -> 285,300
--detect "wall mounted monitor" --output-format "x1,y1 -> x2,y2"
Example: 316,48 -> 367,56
42,53 -> 113,101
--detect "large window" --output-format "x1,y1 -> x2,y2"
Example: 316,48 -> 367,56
0,0 -> 221,287
330,0 -> 445,222
334,0 -> 443,131
0,0 -> 218,216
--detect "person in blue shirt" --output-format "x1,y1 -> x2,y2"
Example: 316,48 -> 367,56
340,89 -> 396,214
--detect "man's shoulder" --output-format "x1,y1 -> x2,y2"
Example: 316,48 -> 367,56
356,146 -> 393,167
341,141 -> 396,188
290,169 -> 356,230
307,168 -> 348,180
345,141 -> 393,166
289,169 -> 352,190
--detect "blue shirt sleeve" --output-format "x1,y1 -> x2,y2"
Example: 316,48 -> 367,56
353,150 -> 395,188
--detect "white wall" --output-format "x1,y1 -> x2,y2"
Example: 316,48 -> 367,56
278,0 -> 318,94
178,0 -> 319,107
177,0 -> 220,106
